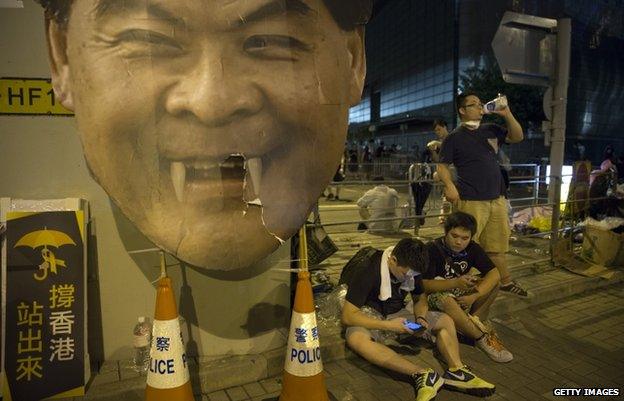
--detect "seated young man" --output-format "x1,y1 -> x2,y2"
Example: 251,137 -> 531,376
341,238 -> 495,401
423,212 -> 513,363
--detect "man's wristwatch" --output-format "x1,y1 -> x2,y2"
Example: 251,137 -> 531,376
415,316 -> 428,324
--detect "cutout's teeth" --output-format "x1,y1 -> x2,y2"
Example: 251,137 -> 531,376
170,161 -> 186,202
246,157 -> 263,200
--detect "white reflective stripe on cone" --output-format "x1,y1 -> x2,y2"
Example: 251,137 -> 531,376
284,311 -> 323,377
146,318 -> 189,389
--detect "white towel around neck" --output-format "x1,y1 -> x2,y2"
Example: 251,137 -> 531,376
379,246 -> 395,301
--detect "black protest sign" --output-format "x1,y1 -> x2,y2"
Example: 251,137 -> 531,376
4,211 -> 86,401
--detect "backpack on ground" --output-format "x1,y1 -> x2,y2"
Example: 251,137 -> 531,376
338,246 -> 378,286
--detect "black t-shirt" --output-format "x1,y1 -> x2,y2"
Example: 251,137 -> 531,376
424,237 -> 495,279
345,250 -> 424,316
440,123 -> 507,200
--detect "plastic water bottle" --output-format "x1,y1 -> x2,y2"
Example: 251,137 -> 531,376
483,94 -> 508,114
132,316 -> 152,374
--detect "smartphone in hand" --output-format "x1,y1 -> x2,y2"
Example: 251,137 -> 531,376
404,320 -> 425,334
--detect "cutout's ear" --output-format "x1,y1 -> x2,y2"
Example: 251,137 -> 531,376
345,26 -> 366,107
45,18 -> 74,110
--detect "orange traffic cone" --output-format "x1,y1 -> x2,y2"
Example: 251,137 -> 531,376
145,253 -> 194,401
279,227 -> 329,401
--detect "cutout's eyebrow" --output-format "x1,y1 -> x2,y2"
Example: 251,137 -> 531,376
233,0 -> 314,28
92,0 -> 185,26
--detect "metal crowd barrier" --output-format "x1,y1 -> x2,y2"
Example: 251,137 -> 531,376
312,161 -> 608,268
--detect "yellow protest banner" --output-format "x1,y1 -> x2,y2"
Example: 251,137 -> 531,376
0,78 -> 73,116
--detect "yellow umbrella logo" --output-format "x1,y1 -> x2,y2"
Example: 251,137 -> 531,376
14,227 -> 76,281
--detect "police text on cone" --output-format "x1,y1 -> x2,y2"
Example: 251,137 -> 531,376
145,276 -> 194,401
279,227 -> 329,401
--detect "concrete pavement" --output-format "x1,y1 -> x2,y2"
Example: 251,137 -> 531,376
202,283 -> 624,401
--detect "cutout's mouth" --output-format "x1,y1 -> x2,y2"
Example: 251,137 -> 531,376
166,154 -> 263,207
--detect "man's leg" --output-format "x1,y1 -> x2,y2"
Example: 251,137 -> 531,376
427,313 -> 464,370
482,197 -> 528,296
432,314 -> 497,396
345,331 -> 428,375
431,297 -> 512,364
454,200 -> 488,245
436,296 -> 484,340
488,252 -> 511,286
480,202 -> 511,284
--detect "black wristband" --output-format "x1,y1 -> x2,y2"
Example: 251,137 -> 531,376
416,316 -> 428,324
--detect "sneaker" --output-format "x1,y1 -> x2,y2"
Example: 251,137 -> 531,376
500,280 -> 528,297
443,366 -> 496,397
412,369 -> 443,401
477,333 -> 513,363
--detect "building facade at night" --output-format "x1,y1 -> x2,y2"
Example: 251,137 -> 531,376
349,0 -> 624,164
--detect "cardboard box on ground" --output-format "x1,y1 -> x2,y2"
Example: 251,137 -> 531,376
582,226 -> 624,267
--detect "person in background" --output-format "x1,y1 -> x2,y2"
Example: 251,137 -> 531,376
590,144 -> 618,186
425,119 -> 450,163
348,142 -> 359,178
357,185 -> 400,233
428,119 -> 452,223
327,151 -> 346,200
361,139 -> 374,181
615,155 -> 624,184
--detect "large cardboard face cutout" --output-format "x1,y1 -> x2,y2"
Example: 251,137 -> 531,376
44,0 -> 366,270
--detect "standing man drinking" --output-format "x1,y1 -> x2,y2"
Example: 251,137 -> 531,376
436,93 -> 528,297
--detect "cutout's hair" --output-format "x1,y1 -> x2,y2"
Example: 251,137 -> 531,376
391,238 -> 428,275
35,0 -> 372,30
444,211 -> 477,236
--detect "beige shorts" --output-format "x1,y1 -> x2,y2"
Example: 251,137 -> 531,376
455,196 -> 510,253
345,310 -> 443,344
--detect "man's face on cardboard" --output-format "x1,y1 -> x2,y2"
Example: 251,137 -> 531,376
46,0 -> 365,270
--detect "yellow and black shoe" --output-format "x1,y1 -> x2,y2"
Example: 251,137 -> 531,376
443,366 -> 495,397
412,369 -> 443,401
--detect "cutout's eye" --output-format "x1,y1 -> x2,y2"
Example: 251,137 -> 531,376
243,34 -> 312,60
116,29 -> 183,57
244,36 -> 270,49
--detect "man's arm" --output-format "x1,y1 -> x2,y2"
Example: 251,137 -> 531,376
341,301 -> 407,333
423,277 -> 474,293
473,268 -> 500,297
456,268 -> 500,311
496,106 -> 523,143
437,163 -> 460,202
412,293 -> 429,326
